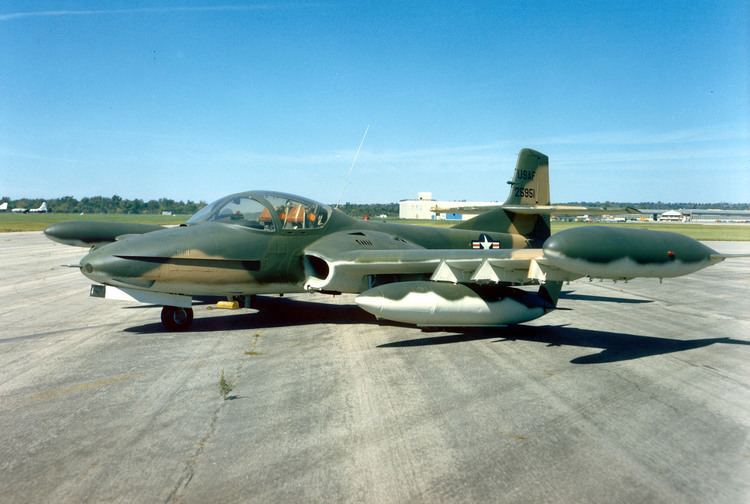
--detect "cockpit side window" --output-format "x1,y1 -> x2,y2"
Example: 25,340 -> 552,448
187,192 -> 331,231
187,196 -> 276,231
264,195 -> 330,230
216,197 -> 276,230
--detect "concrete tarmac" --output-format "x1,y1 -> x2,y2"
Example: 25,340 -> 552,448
1,232 -> 749,503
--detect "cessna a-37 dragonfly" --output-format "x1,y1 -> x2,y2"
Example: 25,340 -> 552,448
45,149 -> 741,331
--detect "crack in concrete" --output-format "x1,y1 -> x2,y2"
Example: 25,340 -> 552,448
164,356 -> 246,504
164,403 -> 222,504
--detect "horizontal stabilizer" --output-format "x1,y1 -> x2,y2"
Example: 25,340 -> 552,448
501,205 -> 640,216
433,204 -> 641,215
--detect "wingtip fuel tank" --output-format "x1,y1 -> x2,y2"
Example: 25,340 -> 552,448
44,221 -> 165,247
542,226 -> 717,280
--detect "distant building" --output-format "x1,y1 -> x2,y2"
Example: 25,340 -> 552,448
659,210 -> 686,222
399,193 -> 498,220
688,209 -> 750,223
642,208 -> 750,223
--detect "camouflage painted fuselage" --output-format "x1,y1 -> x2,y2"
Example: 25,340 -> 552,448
77,210 -> 533,296
44,148 -> 733,330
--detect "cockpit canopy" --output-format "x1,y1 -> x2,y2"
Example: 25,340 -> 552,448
186,191 -> 331,232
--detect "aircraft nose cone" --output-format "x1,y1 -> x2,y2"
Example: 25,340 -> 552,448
80,249 -> 110,283
78,235 -> 167,289
79,246 -> 134,285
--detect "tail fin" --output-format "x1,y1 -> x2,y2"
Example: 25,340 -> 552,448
454,148 -> 551,247
504,148 -> 549,205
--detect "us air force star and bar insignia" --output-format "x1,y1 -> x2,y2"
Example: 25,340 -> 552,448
471,233 -> 501,250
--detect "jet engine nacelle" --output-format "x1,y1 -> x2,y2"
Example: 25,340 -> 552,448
542,226 -> 719,280
304,229 -> 425,293
355,281 -> 552,327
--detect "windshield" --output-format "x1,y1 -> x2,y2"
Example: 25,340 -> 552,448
185,200 -> 220,224
186,191 -> 331,231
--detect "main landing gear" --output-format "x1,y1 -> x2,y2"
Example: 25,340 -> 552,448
161,306 -> 194,331
159,295 -> 255,330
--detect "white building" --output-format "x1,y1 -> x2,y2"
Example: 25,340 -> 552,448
659,210 -> 686,222
399,193 -> 499,221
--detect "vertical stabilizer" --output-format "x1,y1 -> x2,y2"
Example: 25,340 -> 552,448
504,148 -> 550,206
454,148 -> 551,247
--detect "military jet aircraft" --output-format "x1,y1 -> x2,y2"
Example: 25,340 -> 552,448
10,201 -> 47,213
44,149 -> 742,331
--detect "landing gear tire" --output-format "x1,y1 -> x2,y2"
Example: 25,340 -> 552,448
161,306 -> 194,331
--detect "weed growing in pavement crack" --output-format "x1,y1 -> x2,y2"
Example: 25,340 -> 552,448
244,332 -> 262,356
218,369 -> 234,400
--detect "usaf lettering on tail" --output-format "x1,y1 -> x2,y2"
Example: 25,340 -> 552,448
45,148 -> 747,331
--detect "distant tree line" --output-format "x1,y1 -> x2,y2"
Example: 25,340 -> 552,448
0,196 -> 746,215
1,196 -> 206,215
335,202 -> 400,218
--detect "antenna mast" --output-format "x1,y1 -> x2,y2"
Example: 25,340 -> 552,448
336,124 -> 370,209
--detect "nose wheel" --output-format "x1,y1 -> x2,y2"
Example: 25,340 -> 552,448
161,306 -> 194,331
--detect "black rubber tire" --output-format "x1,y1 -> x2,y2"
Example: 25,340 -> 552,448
161,306 -> 194,331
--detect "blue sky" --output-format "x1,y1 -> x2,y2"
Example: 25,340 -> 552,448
1,0 -> 748,203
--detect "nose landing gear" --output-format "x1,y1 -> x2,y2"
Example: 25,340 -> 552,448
161,306 -> 194,331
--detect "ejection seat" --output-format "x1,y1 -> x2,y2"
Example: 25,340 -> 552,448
258,207 -> 275,230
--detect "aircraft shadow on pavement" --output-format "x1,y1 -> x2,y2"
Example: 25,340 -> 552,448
379,325 -> 750,364
123,296 -> 750,364
559,291 -> 653,304
124,296 -> 407,334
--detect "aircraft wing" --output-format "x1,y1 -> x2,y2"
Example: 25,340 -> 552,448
303,225 -> 725,294
432,204 -> 641,215
303,247 -> 581,293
